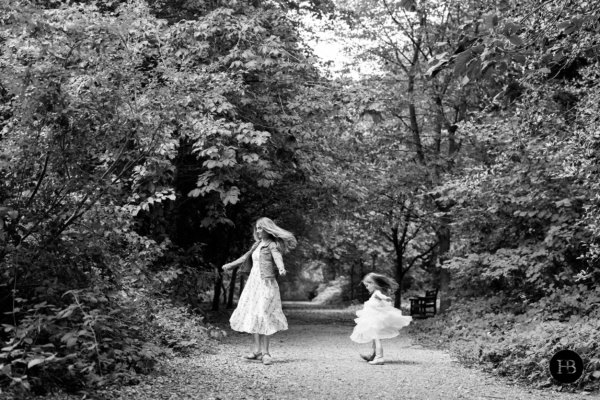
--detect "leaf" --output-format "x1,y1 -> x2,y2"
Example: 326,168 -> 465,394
188,188 -> 202,197
221,187 -> 240,205
1,342 -> 19,351
509,35 -> 524,46
512,54 -> 526,64
28,358 -> 44,369
362,110 -> 383,125
483,13 -> 499,29
61,331 -> 75,342
502,21 -> 521,36
257,179 -> 272,187
557,21 -> 572,30
66,337 -> 78,348
425,58 -> 449,78
399,0 -> 416,11
454,49 -> 474,76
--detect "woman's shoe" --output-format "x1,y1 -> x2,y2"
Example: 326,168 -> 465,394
262,353 -> 273,365
360,352 -> 375,362
243,352 -> 263,361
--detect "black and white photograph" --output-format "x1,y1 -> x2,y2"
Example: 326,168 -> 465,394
0,0 -> 599,398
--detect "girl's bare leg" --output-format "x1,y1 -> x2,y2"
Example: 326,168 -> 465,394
368,339 -> 384,365
360,340 -> 376,361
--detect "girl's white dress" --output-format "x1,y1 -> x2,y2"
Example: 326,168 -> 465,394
350,290 -> 412,343
230,243 -> 288,335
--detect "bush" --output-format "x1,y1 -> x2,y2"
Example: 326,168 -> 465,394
1,287 -> 162,395
0,284 -> 221,397
409,298 -> 600,392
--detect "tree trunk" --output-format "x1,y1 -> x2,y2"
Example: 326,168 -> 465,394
407,36 -> 426,165
359,257 -> 365,301
391,226 -> 405,309
408,91 -> 425,165
239,273 -> 245,297
227,268 -> 238,309
437,219 -> 451,313
212,272 -> 223,311
394,257 -> 404,309
350,259 -> 355,301
211,235 -> 233,311
222,281 -> 228,305
396,275 -> 403,310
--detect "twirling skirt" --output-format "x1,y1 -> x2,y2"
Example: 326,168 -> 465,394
230,264 -> 288,335
350,302 -> 412,343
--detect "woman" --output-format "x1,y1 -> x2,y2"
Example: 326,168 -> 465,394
222,217 -> 296,365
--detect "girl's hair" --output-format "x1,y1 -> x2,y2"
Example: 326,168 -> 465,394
253,217 -> 297,253
363,272 -> 399,296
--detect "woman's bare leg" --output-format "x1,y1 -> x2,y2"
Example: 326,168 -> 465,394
253,333 -> 261,354
262,334 -> 271,354
261,334 -> 274,365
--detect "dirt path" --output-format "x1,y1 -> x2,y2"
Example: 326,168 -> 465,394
112,303 -> 590,400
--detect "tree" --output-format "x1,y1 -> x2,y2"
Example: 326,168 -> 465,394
0,0 -> 328,392
308,0 -> 511,311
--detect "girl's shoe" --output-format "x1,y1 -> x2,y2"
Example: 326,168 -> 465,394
262,353 -> 273,365
360,352 -> 375,362
368,356 -> 385,365
243,352 -> 263,361
368,348 -> 384,365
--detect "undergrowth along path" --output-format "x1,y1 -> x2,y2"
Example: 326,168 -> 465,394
49,303 -> 594,400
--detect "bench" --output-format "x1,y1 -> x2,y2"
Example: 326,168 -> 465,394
409,288 -> 438,318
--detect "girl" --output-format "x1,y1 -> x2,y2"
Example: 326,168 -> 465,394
222,217 -> 296,366
350,273 -> 412,365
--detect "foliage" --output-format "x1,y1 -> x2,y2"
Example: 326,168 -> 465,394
410,299 -> 600,392
305,0 -> 600,390
0,0 -> 323,395
404,0 -> 600,391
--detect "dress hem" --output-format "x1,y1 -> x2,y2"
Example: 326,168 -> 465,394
231,326 -> 289,335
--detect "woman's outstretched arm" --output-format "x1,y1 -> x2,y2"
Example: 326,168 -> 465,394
223,248 -> 253,270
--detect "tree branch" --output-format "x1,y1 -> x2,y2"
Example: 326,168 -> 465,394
406,239 -> 440,272
25,152 -> 50,208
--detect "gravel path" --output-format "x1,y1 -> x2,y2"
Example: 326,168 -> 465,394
110,302 -> 593,400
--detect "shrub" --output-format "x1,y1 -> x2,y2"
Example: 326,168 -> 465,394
409,299 -> 600,392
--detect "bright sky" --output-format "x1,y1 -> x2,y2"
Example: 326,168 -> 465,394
299,14 -> 382,79
300,17 -> 350,76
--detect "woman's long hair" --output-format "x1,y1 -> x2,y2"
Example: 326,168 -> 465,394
363,272 -> 399,296
254,217 -> 297,253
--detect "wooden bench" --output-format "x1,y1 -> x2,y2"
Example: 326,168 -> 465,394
409,288 -> 438,319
